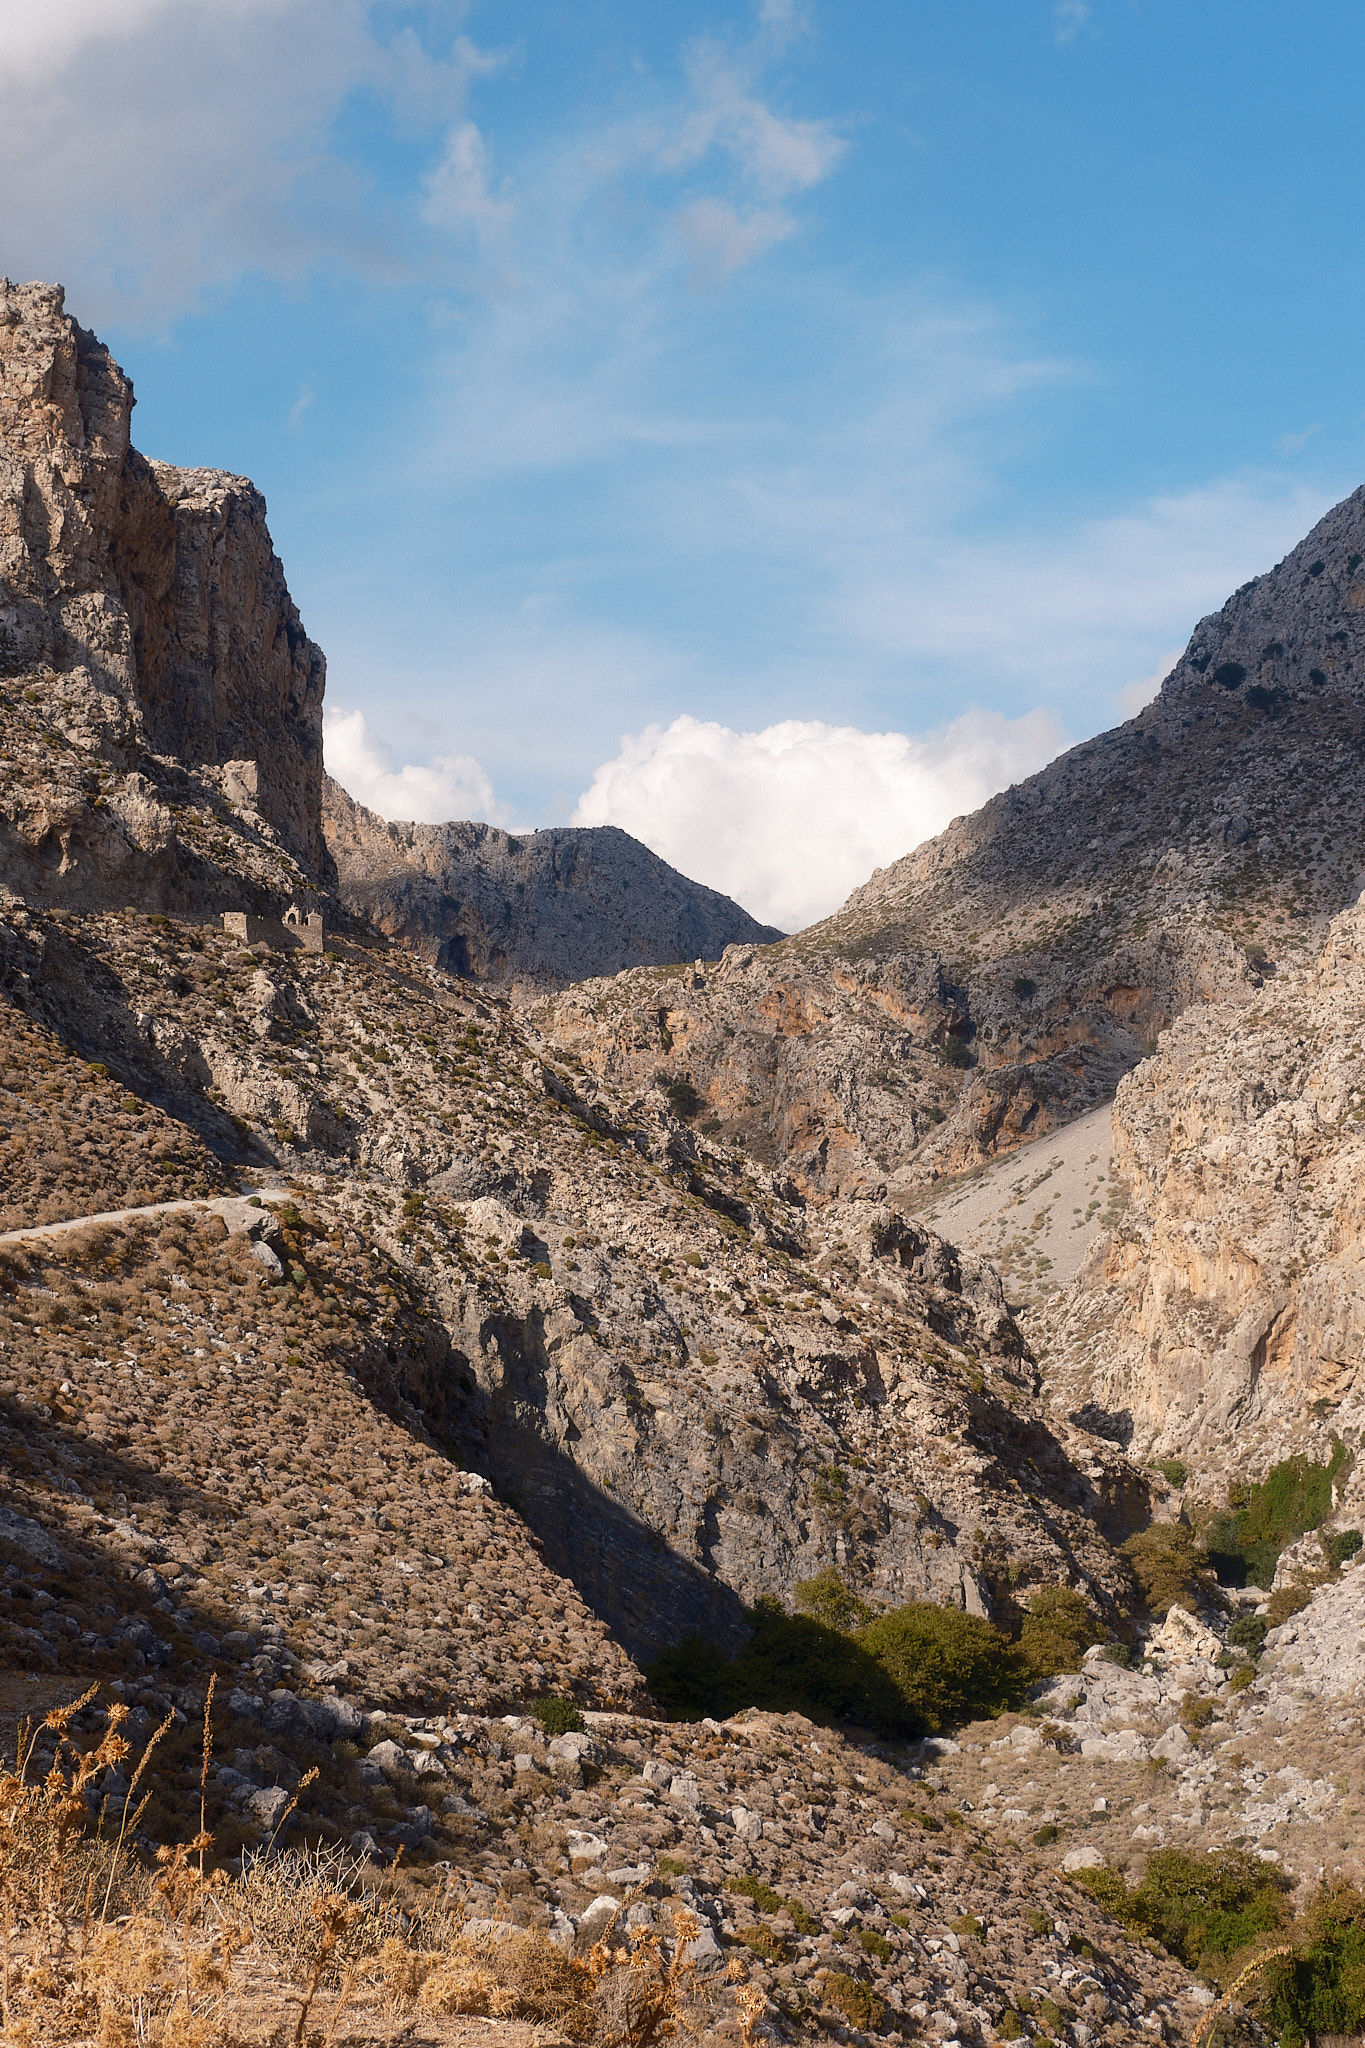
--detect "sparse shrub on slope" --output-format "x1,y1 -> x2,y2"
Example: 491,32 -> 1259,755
792,1566 -> 874,1631
1261,1883 -> 1365,2048
854,1602 -> 1024,1731
1122,1521 -> 1208,1615
649,1585 -> 1026,1736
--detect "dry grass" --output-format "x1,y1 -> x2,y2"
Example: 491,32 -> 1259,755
0,1688 -> 763,2046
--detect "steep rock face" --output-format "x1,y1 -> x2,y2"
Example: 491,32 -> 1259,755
323,775 -> 783,987
541,487 -> 1365,1197
0,279 -> 326,888
1041,891 -> 1365,1478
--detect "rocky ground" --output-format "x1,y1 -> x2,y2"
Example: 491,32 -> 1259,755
924,1553 -> 1365,1903
912,1106 -> 1119,1309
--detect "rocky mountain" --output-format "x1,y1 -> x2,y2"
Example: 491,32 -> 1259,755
0,277 -> 328,906
323,773 -> 783,988
539,488 -> 1365,1199
7,283 -> 1365,2045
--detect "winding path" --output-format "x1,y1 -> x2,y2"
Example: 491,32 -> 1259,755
0,1188 -> 293,1247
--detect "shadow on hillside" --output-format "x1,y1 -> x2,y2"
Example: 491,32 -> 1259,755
453,1418 -> 752,1666
0,1394 -> 246,1685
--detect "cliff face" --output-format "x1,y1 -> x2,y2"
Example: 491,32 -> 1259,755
322,775 -> 783,988
540,487 -> 1365,1198
1040,890 -> 1365,1481
0,279 -> 327,895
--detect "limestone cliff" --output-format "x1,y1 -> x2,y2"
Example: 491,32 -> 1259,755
1040,889 -> 1365,1489
323,774 -> 783,988
0,278 -> 327,900
540,485 -> 1365,1199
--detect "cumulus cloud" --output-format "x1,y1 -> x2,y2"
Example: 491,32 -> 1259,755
1115,649 -> 1182,719
324,707 -> 502,826
572,708 -> 1065,932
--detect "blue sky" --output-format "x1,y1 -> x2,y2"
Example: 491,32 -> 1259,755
4,0 -> 1363,926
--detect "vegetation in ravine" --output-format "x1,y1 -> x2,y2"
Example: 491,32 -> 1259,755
646,1573 -> 1106,1735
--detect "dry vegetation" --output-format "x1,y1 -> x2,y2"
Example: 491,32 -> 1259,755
0,1685 -> 769,2047
0,1000 -> 231,1229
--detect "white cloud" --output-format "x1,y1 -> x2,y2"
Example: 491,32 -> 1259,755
0,0 -> 494,325
678,197 -> 797,279
324,706 -> 502,826
421,119 -> 514,242
1053,2 -> 1090,44
572,708 -> 1065,932
669,37 -> 846,198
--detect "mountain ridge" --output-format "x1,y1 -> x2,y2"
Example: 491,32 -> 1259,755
323,772 -> 783,989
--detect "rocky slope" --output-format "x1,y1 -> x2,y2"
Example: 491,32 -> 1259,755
323,776 -> 782,989
538,487 -> 1365,1200
1038,886 -> 1365,1482
0,277 -> 328,901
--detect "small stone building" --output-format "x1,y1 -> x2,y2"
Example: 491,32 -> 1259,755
222,903 -> 325,952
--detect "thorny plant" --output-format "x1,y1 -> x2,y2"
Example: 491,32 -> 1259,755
0,1685 -> 777,2045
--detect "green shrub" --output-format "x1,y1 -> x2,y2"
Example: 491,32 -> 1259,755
1260,1882 -> 1365,2048
1267,1578 -> 1323,1627
1100,1640 -> 1133,1668
1122,1522 -> 1206,1615
1324,1527 -> 1363,1569
1229,1663 -> 1257,1693
1016,1586 -> 1105,1679
646,1603 -> 909,1732
792,1567 -> 873,1632
1227,1614 -> 1267,1655
855,1602 -> 1024,1731
1011,977 -> 1037,999
1203,1440 -> 1353,1587
820,1973 -> 884,2031
1158,1459 -> 1188,1489
858,1927 -> 894,1962
647,1594 -> 1026,1737
1032,1823 -> 1060,1847
939,1034 -> 973,1069
1069,1847 -> 1289,1974
728,1875 -> 819,1936
665,1080 -> 702,1121
527,1697 -> 585,1736
998,2010 -> 1025,2039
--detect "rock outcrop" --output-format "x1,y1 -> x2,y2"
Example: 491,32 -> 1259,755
323,775 -> 783,988
539,487 -> 1365,1197
1040,888 -> 1365,1479
0,278 -> 327,898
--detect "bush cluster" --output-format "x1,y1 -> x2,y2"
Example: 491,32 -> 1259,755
1201,1439 -> 1354,1588
647,1573 -> 1104,1736
1069,1847 -> 1289,1974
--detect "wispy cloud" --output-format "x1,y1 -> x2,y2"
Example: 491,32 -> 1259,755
1053,1 -> 1090,45
0,1 -> 497,324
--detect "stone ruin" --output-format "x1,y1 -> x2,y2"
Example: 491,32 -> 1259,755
222,902 -> 324,953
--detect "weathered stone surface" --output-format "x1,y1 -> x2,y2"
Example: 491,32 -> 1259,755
539,486 -> 1365,1202
1041,889 -> 1365,1484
